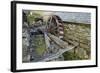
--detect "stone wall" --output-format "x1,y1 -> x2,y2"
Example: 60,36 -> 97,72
22,22 -> 30,62
63,23 -> 91,60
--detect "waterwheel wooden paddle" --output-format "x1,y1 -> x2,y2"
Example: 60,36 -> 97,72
47,15 -> 64,39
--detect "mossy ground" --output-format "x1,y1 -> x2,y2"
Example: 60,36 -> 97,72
34,35 -> 46,56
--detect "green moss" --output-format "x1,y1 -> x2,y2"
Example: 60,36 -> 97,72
63,51 -> 82,60
34,35 -> 46,56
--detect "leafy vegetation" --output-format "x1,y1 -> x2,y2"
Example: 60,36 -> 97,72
27,11 -> 43,25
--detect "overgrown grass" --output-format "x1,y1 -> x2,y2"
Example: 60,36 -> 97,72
63,23 -> 90,60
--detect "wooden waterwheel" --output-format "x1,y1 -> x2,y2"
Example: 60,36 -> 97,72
47,15 -> 64,39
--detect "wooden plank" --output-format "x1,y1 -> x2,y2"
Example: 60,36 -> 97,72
48,33 -> 68,49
